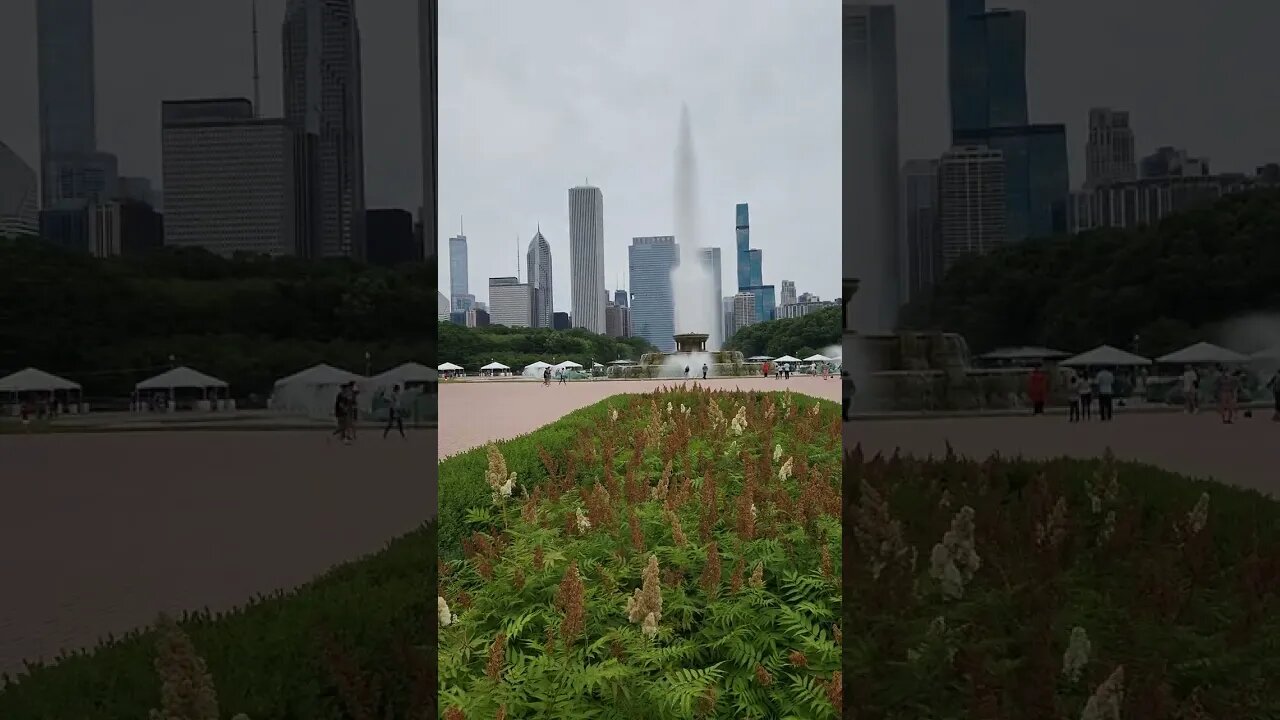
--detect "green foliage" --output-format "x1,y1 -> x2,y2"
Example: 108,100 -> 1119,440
437,322 -> 653,372
724,307 -> 840,360
439,388 -> 843,718
902,188 -> 1280,354
0,238 -> 436,397
845,447 -> 1280,718
0,522 -> 438,719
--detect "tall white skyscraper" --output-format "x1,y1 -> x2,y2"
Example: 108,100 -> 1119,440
698,247 -> 724,350
844,2 -> 900,332
568,185 -> 606,334
283,0 -> 366,259
526,226 -> 553,328
779,279 -> 797,307
938,146 -> 1007,269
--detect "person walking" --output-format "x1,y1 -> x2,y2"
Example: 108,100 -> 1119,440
559,368 -> 568,385
1181,365 -> 1199,413
684,365 -> 690,379
543,366 -> 551,386
383,384 -> 406,439
1067,373 -> 1082,422
347,383 -> 361,441
1095,367 -> 1115,422
332,386 -> 351,444
1216,365 -> 1239,424
702,363 -> 708,380
1027,366 -> 1048,415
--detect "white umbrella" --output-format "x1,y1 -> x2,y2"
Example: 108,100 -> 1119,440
1157,342 -> 1249,365
1060,345 -> 1152,367
437,362 -> 464,371
480,361 -> 510,371
773,355 -> 802,363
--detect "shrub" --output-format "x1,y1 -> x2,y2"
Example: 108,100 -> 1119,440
844,446 -> 1280,718
438,387 -> 843,718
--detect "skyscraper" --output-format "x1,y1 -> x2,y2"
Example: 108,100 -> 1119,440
418,0 -> 437,257
844,2 -> 900,331
780,280 -> 797,307
569,185 -> 606,334
162,98 -> 313,257
36,0 -> 99,208
947,1 -> 1028,139
1085,108 -> 1136,189
488,276 -> 533,328
526,226 -> 553,328
449,233 -> 469,302
614,289 -> 629,308
0,140 -> 39,238
732,292 -> 757,334
938,146 -> 1007,269
955,124 -> 1069,240
901,159 -> 941,303
628,236 -> 678,352
283,0 -> 366,259
698,247 -> 723,350
735,203 -> 756,290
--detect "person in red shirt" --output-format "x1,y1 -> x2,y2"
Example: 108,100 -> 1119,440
1028,366 -> 1049,415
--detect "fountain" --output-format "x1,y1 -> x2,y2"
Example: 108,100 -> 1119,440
846,330 -> 1031,411
630,334 -> 745,379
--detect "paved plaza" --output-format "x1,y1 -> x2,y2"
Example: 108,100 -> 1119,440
438,376 -> 842,458
849,410 -> 1280,495
0,429 -> 433,675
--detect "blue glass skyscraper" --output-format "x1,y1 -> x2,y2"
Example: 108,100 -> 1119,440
948,1 -> 1028,138
629,236 -> 679,352
955,124 -> 1069,240
735,203 -> 752,290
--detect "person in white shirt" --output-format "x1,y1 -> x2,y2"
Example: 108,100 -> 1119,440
382,384 -> 405,439
1078,369 -> 1093,421
1181,365 -> 1199,413
1095,368 -> 1116,421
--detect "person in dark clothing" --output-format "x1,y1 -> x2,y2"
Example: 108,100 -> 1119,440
332,387 -> 350,444
543,367 -> 551,386
702,363 -> 708,380
841,371 -> 854,421
383,384 -> 405,439
684,365 -> 690,379
1267,369 -> 1280,421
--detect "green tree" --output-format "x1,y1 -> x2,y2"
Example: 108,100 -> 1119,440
724,306 -> 840,358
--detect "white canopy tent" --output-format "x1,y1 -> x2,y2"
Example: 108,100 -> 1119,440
773,355 -> 802,364
978,346 -> 1071,361
523,360 -> 552,377
136,366 -> 229,412
747,355 -> 774,362
554,360 -> 583,369
1157,342 -> 1250,365
370,362 -> 437,387
608,359 -> 638,365
437,362 -> 464,371
0,367 -> 81,394
480,361 -> 511,377
271,364 -> 367,417
1060,345 -> 1152,367
803,354 -> 832,362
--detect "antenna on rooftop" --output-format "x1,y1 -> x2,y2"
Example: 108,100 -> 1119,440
251,0 -> 261,117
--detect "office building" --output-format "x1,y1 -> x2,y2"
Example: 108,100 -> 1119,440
1085,108 -> 1136,189
451,292 -> 475,313
698,247 -> 724,349
283,0 -> 366,258
954,124 -> 1069,241
365,208 -> 419,266
735,203 -> 759,289
488,276 -> 533,328
161,98 -> 314,257
1070,172 -> 1277,234
470,308 -> 489,327
449,233 -> 469,300
605,301 -> 629,339
779,300 -> 838,320
553,312 -> 570,331
722,297 -> 734,342
117,176 -> 160,209
901,159 -> 940,302
779,280 -> 797,308
742,284 -> 776,325
418,0 -> 436,257
568,185 -> 606,334
948,0 -> 1029,138
628,235 -> 678,352
732,292 -> 757,334
0,140 -> 39,237
845,2 -> 901,331
36,0 -> 100,208
117,199 -> 164,256
526,226 -> 553,328
798,292 -> 822,304
614,289 -> 628,308
1141,147 -> 1210,179
938,146 -> 1007,269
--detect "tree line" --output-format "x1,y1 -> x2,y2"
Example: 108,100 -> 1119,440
723,306 -> 841,360
0,237 -> 437,399
437,322 -> 653,374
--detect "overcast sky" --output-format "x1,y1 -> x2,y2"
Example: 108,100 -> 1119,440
0,0 -> 421,211
437,0 -> 842,310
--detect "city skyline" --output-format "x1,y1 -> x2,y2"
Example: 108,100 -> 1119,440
437,0 -> 841,312
0,0 -> 424,216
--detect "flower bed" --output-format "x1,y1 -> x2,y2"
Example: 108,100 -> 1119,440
438,387 -> 843,718
845,446 -> 1280,718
